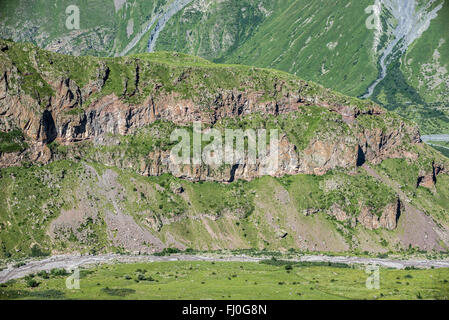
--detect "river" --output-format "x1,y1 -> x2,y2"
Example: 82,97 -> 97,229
421,134 -> 449,142
2,253 -> 449,283
117,0 -> 193,56
147,0 -> 194,53
362,0 -> 443,98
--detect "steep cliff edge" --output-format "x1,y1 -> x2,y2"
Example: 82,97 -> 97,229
0,40 -> 421,176
1,40 -> 449,258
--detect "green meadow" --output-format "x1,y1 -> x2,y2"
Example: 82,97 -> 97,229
1,261 -> 448,300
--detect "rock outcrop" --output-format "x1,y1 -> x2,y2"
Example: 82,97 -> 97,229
357,198 -> 402,231
327,204 -> 349,222
417,162 -> 446,189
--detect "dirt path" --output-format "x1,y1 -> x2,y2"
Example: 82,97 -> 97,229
1,253 -> 449,284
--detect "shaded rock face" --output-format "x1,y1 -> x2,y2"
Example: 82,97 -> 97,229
357,198 -> 402,230
417,171 -> 436,189
417,162 -> 446,189
53,90 -> 302,143
298,200 -> 402,230
131,133 -> 361,182
357,124 -> 420,165
0,84 -> 420,182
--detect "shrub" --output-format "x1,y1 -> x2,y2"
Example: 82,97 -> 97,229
50,268 -> 69,276
260,259 -> 351,269
137,273 -> 146,281
26,279 -> 40,288
153,247 -> 181,256
30,245 -> 49,257
101,287 -> 136,297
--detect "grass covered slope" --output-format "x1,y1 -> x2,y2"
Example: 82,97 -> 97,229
371,0 -> 449,135
2,0 -> 448,135
402,0 -> 449,106
156,0 -> 449,133
0,40 -> 448,259
0,39 -> 369,109
1,152 -> 449,259
0,0 -> 169,57
157,0 -> 377,98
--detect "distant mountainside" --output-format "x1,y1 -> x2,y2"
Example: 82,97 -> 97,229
1,40 -> 449,258
155,0 -> 449,133
0,0 -> 171,56
1,0 -> 448,135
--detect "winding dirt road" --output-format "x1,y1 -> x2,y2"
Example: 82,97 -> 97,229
1,253 -> 449,284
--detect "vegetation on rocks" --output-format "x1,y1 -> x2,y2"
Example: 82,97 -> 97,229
0,40 -> 447,259
0,130 -> 27,153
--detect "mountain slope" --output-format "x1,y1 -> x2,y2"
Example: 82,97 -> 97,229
0,40 -> 449,259
1,0 -> 448,134
157,0 -> 378,98
0,0 -> 170,57
155,0 -> 449,133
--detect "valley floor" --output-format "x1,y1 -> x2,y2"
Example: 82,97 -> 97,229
1,254 -> 449,300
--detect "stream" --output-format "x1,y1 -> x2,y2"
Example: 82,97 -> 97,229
117,0 -> 194,56
147,0 -> 194,53
421,134 -> 449,142
2,253 -> 449,283
362,0 -> 443,98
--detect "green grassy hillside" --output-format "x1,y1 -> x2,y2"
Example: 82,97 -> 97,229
1,0 -> 448,134
156,0 -> 449,134
157,0 -> 377,98
0,0 -> 168,56
371,0 -> 449,134
1,152 -> 449,259
0,40 -> 448,259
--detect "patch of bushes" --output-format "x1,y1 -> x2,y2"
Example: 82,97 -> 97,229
25,278 -> 39,288
30,245 -> 50,258
153,247 -> 181,256
50,268 -> 69,276
101,287 -> 136,297
0,289 -> 65,299
37,271 -> 49,279
0,130 -> 27,153
260,258 -> 351,269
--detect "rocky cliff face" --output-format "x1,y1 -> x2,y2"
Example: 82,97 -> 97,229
356,198 -> 403,231
1,41 -> 449,259
1,40 -> 448,238
0,41 -> 421,182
